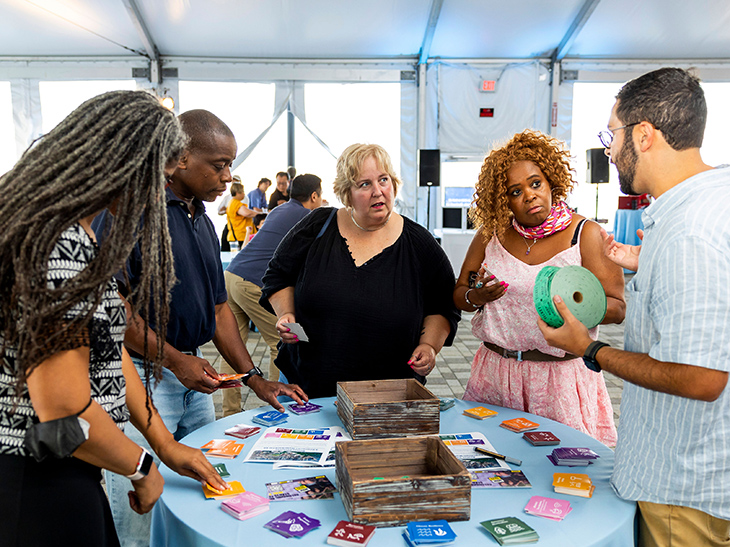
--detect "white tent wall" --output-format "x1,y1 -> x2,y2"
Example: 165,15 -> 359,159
4,57 -> 730,233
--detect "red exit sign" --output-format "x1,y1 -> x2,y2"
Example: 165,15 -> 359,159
481,80 -> 496,92
480,108 -> 494,118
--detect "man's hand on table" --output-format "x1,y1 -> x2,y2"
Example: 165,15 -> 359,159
248,376 -> 308,413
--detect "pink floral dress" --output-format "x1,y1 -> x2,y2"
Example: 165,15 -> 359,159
463,230 -> 618,446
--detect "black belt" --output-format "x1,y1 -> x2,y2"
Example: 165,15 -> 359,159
483,342 -> 577,362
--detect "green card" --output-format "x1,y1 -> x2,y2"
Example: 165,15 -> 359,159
213,463 -> 230,478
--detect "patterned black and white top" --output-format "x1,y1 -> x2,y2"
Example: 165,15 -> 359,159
0,224 -> 129,456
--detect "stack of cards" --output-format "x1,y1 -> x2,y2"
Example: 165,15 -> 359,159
552,473 -> 595,498
252,410 -> 288,426
224,424 -> 261,440
522,431 -> 560,446
288,402 -> 323,415
463,406 -> 498,420
439,398 -> 456,411
327,521 -> 376,546
547,447 -> 600,466
217,373 -> 245,388
500,417 -> 539,433
266,475 -> 336,501
264,511 -> 320,538
200,439 -> 245,459
524,495 -> 573,521
403,520 -> 456,546
480,517 -> 539,545
202,480 -> 245,499
220,491 -> 270,520
470,470 -> 531,489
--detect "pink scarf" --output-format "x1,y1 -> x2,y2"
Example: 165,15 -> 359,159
512,200 -> 573,239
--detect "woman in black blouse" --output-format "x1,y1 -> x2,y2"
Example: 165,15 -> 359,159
0,91 -> 228,546
261,144 -> 460,398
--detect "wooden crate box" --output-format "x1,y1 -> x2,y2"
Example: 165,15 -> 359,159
335,436 -> 471,527
336,379 -> 439,439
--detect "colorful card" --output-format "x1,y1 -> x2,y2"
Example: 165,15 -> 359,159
480,516 -> 539,545
405,520 -> 456,544
217,373 -> 245,388
202,480 -> 245,499
439,398 -> 456,411
523,431 -> 560,446
266,475 -> 336,501
265,511 -> 321,538
470,470 -> 531,488
220,491 -> 270,521
327,521 -> 376,546
252,410 -> 288,426
524,495 -> 573,521
212,463 -> 230,477
500,417 -> 540,432
207,442 -> 245,459
201,439 -> 235,451
288,402 -> 323,415
553,473 -> 595,498
224,423 -> 261,440
463,406 -> 499,419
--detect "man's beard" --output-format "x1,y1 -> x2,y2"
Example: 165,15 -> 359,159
616,136 -> 638,195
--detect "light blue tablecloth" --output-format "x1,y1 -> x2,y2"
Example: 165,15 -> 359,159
151,398 -> 636,547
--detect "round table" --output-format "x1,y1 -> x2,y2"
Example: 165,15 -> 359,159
151,398 -> 636,546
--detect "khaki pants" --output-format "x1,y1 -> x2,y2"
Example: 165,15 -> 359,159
639,501 -> 730,547
222,272 -> 280,416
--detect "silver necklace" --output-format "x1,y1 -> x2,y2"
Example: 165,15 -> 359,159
349,208 -> 391,232
522,236 -> 538,255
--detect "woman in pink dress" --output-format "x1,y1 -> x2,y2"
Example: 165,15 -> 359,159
454,130 -> 625,446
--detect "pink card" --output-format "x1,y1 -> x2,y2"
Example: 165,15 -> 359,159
524,495 -> 572,521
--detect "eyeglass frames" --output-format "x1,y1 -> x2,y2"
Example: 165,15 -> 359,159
597,123 -> 640,148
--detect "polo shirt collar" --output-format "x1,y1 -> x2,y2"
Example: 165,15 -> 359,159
165,185 -> 207,220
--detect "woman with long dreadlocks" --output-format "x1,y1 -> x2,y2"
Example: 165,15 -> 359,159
0,91 -> 228,546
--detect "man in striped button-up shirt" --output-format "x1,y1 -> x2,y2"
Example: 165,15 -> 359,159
539,67 -> 730,547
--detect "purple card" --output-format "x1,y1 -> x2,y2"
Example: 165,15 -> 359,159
288,402 -> 323,415
553,447 -> 600,460
265,511 -> 321,537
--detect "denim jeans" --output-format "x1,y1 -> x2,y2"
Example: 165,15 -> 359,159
105,353 -> 215,547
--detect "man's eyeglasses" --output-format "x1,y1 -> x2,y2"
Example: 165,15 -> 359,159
598,123 -> 640,148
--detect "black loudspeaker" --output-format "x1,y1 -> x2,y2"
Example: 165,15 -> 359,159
419,149 -> 440,187
586,148 -> 609,183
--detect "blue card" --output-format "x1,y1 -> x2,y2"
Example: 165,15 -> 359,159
406,520 -> 457,544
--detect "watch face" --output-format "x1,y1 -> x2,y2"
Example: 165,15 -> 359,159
139,452 -> 154,476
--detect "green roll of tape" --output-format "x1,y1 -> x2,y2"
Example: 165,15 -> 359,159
533,265 -> 607,329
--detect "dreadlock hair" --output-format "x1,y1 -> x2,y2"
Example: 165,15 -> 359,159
0,90 -> 186,406
469,129 -> 575,243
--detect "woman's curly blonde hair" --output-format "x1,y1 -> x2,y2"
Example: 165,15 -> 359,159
469,129 -> 575,241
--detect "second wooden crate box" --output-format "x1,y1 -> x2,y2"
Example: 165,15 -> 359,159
335,435 -> 471,527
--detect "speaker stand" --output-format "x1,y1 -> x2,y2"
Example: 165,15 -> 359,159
594,182 -> 600,221
426,182 -> 433,231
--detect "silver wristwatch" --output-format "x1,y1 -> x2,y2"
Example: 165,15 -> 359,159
125,448 -> 154,481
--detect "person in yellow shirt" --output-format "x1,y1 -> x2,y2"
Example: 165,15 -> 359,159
226,181 -> 256,247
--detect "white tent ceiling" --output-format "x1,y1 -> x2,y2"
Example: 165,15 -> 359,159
2,0 -> 729,64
